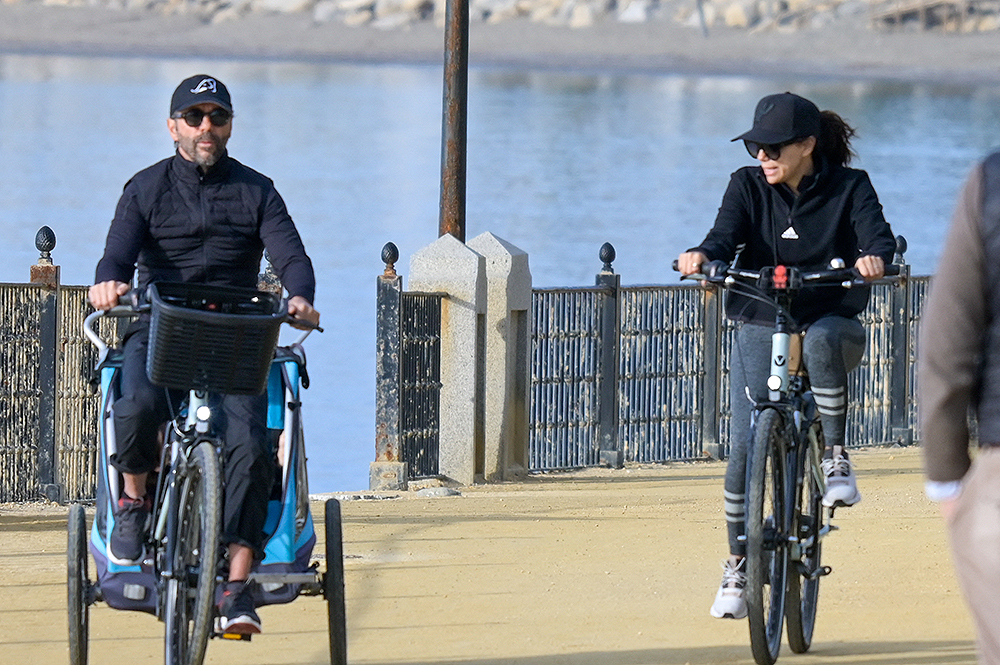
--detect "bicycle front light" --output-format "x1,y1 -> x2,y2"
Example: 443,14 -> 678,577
767,375 -> 783,392
195,405 -> 212,422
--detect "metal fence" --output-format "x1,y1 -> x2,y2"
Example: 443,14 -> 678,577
528,268 -> 927,471
0,280 -> 120,503
374,244 -> 445,484
0,236 -> 929,501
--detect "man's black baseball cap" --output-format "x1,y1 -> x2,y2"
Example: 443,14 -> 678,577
170,75 -> 233,116
732,92 -> 820,144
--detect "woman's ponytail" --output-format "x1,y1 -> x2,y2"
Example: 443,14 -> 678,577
817,110 -> 857,167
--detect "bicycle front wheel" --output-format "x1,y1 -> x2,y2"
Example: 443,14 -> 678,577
746,408 -> 788,665
786,422 -> 825,653
164,441 -> 221,665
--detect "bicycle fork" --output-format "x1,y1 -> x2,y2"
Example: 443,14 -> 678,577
154,389 -> 214,585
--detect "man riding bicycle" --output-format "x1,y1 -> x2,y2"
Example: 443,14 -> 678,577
676,92 -> 895,621
89,74 -> 320,636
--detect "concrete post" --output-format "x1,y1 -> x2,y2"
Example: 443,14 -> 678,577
409,234 -> 486,486
467,232 -> 531,481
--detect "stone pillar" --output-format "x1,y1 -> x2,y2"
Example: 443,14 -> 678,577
467,232 -> 531,481
409,234 -> 486,486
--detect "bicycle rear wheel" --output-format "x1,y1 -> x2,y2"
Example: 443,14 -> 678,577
746,408 -> 788,665
325,498 -> 348,665
68,504 -> 90,665
164,441 -> 221,665
786,422 -> 825,653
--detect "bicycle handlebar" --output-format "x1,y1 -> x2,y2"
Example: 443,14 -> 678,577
671,258 -> 901,289
83,286 -> 322,363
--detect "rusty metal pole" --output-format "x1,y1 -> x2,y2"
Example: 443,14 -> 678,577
438,0 -> 469,242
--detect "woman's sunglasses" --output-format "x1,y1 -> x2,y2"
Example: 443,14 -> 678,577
743,138 -> 797,160
172,108 -> 233,128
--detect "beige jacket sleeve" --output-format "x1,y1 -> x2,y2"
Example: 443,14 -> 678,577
919,162 -> 989,483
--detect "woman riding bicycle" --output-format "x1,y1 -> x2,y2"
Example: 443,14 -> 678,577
676,92 -> 896,621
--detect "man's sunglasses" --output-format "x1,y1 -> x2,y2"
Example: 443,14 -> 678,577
743,138 -> 797,161
172,108 -> 233,128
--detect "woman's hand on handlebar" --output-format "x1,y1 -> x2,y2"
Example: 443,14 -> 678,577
677,251 -> 709,276
287,295 -> 321,330
854,255 -> 885,282
89,280 -> 131,311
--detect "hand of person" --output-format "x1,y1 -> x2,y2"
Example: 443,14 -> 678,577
677,251 -> 709,276
287,295 -> 320,330
854,255 -> 885,282
88,280 -> 130,311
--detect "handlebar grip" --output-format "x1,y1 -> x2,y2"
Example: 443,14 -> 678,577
285,314 -> 324,333
671,259 -> 679,272
883,264 -> 901,277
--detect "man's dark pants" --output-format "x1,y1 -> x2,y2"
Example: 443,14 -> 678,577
109,321 -> 275,558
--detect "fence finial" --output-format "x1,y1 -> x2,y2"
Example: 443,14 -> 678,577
35,226 -> 56,266
893,235 -> 907,265
382,242 -> 399,277
599,242 -> 616,274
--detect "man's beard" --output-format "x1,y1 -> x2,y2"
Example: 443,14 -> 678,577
180,132 -> 226,169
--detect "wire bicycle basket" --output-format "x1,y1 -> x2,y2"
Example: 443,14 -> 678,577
146,282 -> 285,395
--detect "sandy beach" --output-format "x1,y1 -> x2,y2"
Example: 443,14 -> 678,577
4,2 -> 1000,83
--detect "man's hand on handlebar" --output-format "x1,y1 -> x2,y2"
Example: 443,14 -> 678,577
677,251 -> 709,276
89,280 -> 131,311
854,255 -> 885,282
287,295 -> 321,330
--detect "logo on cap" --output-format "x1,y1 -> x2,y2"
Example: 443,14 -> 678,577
191,78 -> 218,95
755,102 -> 775,121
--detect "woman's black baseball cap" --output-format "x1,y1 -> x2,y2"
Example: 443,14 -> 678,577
732,92 -> 820,144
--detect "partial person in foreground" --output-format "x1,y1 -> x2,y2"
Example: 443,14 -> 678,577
89,74 -> 320,635
676,92 -> 895,620
920,152 -> 1000,665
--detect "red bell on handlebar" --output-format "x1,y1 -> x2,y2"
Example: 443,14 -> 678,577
774,265 -> 788,290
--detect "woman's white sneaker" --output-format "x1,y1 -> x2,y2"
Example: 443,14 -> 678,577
822,454 -> 861,507
710,558 -> 748,619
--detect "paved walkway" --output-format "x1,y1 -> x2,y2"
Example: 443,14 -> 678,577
0,446 -> 978,664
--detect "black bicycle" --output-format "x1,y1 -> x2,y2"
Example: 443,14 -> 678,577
680,255 -> 901,665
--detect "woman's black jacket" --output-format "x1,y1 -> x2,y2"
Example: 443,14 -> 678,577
691,159 -> 896,328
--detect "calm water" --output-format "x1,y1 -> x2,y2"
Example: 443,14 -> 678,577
2,54 -> 999,492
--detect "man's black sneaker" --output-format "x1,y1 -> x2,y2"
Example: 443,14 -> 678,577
109,495 -> 150,564
217,580 -> 262,635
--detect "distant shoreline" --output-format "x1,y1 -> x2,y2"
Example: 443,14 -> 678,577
3,3 -> 1000,84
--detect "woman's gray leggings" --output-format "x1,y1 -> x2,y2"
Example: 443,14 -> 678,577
723,315 -> 865,556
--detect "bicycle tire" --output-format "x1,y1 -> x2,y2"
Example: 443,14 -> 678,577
68,504 -> 90,665
164,441 -> 221,665
746,408 -> 788,665
785,422 -> 825,653
325,498 -> 348,665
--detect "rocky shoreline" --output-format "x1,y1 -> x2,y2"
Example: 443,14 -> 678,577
30,0 -> 1000,32
2,0 -> 1000,85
